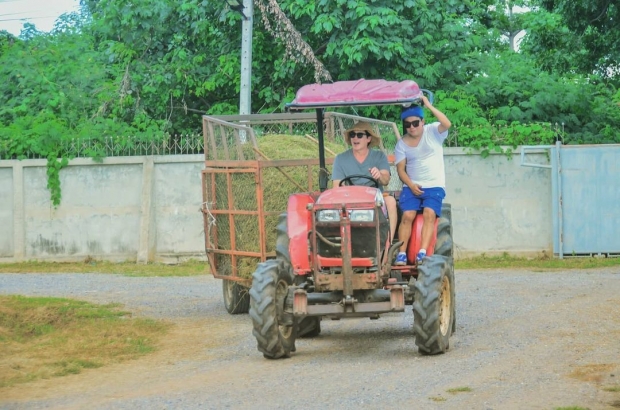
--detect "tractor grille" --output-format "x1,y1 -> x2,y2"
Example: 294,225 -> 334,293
316,224 -> 379,259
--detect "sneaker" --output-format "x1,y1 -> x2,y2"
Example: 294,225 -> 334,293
416,250 -> 427,263
394,252 -> 407,266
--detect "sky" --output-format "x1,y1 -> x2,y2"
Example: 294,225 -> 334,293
0,0 -> 79,35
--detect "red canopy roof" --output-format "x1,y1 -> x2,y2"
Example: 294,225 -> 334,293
286,79 -> 423,109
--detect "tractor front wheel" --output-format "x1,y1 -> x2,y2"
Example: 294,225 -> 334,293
412,255 -> 455,355
274,212 -> 320,339
249,259 -> 296,359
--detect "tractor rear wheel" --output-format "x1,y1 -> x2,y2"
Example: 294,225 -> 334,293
412,255 -> 455,355
249,258 -> 296,359
434,203 -> 453,258
440,202 -> 452,224
434,203 -> 456,335
222,279 -> 250,314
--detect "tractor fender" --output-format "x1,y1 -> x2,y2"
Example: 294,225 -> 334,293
287,193 -> 315,273
406,214 -> 438,263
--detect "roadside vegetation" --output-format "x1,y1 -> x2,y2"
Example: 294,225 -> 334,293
0,259 -> 209,276
0,255 -> 618,276
2,1 -> 620,206
0,295 -> 170,388
456,253 -> 620,271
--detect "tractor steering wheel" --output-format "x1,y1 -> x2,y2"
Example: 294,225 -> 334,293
339,174 -> 380,189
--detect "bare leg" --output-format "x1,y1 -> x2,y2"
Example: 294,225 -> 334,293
398,211 -> 416,252
384,196 -> 397,241
420,207 -> 437,251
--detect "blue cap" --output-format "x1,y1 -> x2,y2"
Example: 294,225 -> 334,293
400,106 -> 424,120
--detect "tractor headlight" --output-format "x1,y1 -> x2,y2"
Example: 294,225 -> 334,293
349,210 -> 374,222
317,209 -> 340,222
317,209 -> 375,222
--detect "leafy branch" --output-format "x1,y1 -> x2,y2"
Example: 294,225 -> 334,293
254,0 -> 332,83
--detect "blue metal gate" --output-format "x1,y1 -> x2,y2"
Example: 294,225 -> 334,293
522,143 -> 620,258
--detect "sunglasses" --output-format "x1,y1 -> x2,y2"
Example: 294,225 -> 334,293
349,131 -> 368,139
404,120 -> 421,128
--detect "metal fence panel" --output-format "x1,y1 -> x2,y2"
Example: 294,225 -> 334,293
552,144 -> 620,256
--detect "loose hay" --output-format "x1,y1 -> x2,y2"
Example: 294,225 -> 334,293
206,134 -> 346,279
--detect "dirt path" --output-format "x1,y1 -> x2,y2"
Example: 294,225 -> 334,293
1,268 -> 620,409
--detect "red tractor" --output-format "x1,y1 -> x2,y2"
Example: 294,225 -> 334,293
249,79 -> 455,359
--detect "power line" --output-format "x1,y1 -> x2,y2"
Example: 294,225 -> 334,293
0,16 -> 63,22
0,10 -> 59,18
0,0 -> 79,33
0,12 -> 31,17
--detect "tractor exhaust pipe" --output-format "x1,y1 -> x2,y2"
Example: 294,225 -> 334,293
386,240 -> 404,266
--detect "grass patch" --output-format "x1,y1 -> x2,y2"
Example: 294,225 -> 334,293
0,259 -> 209,277
603,386 -> 620,392
554,407 -> 590,410
456,253 -> 620,271
429,396 -> 447,402
569,364 -> 615,383
0,295 -> 170,388
446,386 -> 472,394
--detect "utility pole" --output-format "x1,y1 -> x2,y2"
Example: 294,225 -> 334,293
239,0 -> 253,116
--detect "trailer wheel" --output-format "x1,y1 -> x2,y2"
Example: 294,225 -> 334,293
249,259 -> 296,359
413,255 -> 454,355
298,317 -> 321,338
222,279 -> 250,314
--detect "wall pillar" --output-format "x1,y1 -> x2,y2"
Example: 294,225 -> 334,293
12,163 -> 25,261
137,157 -> 155,263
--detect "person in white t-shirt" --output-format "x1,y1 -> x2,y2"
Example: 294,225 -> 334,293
394,95 -> 452,265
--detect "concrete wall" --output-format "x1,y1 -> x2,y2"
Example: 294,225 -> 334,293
0,148 -> 552,263
444,147 -> 552,258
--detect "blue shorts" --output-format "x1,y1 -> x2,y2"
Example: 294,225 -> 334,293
399,186 -> 445,217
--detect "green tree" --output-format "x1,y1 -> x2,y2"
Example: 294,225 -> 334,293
525,0 -> 620,82
2,0 -> 620,206
456,50 -> 620,144
0,13 -> 163,204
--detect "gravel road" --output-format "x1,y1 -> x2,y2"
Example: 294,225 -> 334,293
1,267 -> 619,410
